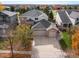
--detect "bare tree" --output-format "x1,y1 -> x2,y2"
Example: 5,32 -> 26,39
7,29 -> 14,58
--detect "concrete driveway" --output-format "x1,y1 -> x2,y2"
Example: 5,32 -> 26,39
32,37 -> 67,58
34,37 -> 61,49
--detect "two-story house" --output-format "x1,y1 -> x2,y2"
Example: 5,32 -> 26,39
56,10 -> 79,30
19,9 -> 48,25
19,9 -> 59,38
66,10 -> 79,25
0,10 -> 18,38
56,10 -> 72,30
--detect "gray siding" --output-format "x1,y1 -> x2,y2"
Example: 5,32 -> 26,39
10,15 -> 18,26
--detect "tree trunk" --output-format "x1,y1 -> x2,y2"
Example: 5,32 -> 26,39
9,38 -> 14,58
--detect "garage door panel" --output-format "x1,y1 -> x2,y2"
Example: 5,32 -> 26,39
33,31 -> 46,36
49,31 -> 57,38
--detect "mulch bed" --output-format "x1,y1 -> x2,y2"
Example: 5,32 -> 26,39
0,40 -> 33,58
0,53 -> 31,58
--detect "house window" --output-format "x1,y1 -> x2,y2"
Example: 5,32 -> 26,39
35,18 -> 38,20
63,24 -> 67,27
0,17 -> 3,21
75,18 -> 79,25
77,18 -> 79,21
29,18 -> 32,21
75,22 -> 79,25
69,23 -> 72,27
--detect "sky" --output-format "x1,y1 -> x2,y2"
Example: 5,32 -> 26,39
0,0 -> 79,5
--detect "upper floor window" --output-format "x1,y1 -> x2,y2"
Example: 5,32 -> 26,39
69,23 -> 72,27
63,24 -> 67,27
35,18 -> 38,20
29,18 -> 32,21
77,18 -> 79,21
0,17 -> 3,21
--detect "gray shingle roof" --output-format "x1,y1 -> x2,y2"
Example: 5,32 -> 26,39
1,10 -> 17,16
58,11 -> 71,24
69,11 -> 79,19
32,19 -> 51,29
66,10 -> 79,15
21,9 -> 43,17
40,19 -> 51,28
66,10 -> 79,19
66,10 -> 72,15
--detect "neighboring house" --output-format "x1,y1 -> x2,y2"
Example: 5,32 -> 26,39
56,10 -> 72,29
0,10 -> 18,38
32,19 -> 59,38
38,5 -> 47,9
0,24 -> 9,38
19,9 -> 48,25
52,5 -> 62,10
66,10 -> 79,25
5,6 -> 11,11
0,10 -> 18,26
56,10 -> 79,29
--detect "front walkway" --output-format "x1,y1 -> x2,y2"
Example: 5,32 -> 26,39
32,37 -> 67,58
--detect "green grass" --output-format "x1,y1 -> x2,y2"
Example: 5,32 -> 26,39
0,39 -> 10,49
60,32 -> 71,50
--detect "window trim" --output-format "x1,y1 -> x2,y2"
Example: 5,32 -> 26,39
35,18 -> 38,20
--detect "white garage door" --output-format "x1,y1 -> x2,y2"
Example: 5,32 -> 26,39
49,31 -> 57,38
33,30 -> 46,37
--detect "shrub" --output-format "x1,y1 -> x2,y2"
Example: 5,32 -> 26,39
59,39 -> 67,50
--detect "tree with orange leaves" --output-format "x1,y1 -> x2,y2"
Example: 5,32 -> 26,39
71,25 -> 79,55
0,2 -> 5,11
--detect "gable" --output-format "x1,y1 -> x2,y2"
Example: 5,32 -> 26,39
2,10 -> 17,17
21,10 -> 43,17
47,23 -> 58,31
70,11 -> 79,19
0,12 -> 8,17
58,11 -> 71,24
33,22 -> 45,28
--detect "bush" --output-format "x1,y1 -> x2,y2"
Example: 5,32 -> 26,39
62,32 -> 71,49
14,24 -> 33,49
59,39 -> 67,50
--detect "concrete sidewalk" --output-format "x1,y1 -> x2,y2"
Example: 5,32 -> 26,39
0,50 -> 31,54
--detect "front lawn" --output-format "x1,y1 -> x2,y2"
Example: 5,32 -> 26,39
0,39 -> 10,50
0,38 -> 32,51
0,39 -> 32,58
